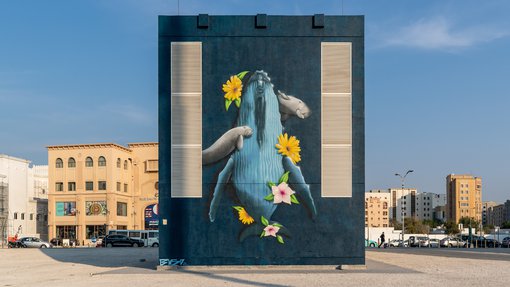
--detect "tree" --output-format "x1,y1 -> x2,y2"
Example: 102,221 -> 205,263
444,220 -> 460,235
501,221 -> 510,229
459,217 -> 480,228
390,219 -> 402,230
483,224 -> 494,234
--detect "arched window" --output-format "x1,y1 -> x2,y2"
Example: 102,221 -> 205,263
14,212 -> 18,220
56,158 -> 63,168
85,157 -> 93,167
383,202 -> 388,209
124,160 -> 128,170
117,158 -> 121,168
98,156 -> 106,167
68,158 -> 76,168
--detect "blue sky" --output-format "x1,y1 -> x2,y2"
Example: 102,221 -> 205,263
1,1 -> 509,202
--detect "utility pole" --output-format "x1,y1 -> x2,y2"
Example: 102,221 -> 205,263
395,170 -> 414,246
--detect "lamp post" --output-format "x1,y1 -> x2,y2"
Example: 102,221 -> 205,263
395,170 -> 414,246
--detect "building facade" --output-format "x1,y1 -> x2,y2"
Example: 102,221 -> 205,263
482,201 -> 499,226
446,174 -> 482,223
365,190 -> 390,227
47,143 -> 158,245
388,188 -> 417,223
0,154 -> 48,244
486,200 -> 510,227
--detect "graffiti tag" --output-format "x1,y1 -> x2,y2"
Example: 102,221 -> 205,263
159,259 -> 186,266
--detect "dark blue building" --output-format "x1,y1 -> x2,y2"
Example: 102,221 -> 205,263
158,14 -> 364,266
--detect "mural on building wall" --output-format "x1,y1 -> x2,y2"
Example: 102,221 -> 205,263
85,201 -> 107,216
203,70 -> 317,244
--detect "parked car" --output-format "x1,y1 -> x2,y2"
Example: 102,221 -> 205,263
365,239 -> 377,248
484,238 -> 500,248
388,239 -> 401,247
440,236 -> 466,248
429,238 -> 440,248
409,236 -> 430,247
18,237 -> 52,248
501,237 -> 510,248
460,235 -> 491,248
102,235 -> 144,247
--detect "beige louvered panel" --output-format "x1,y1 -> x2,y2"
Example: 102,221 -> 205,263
322,147 -> 352,197
171,95 -> 202,145
322,95 -> 351,145
321,42 -> 352,198
321,42 -> 351,94
171,42 -> 202,94
170,41 -> 202,198
171,146 -> 202,198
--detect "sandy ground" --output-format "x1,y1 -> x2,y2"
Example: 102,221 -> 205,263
0,248 -> 509,287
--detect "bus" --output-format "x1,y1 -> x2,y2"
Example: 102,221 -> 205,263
108,230 -> 159,247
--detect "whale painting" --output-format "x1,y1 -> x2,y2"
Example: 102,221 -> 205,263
203,70 -> 317,244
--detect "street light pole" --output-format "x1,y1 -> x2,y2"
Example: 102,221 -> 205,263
395,170 -> 414,247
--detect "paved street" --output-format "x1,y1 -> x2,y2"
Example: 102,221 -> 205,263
0,247 -> 509,287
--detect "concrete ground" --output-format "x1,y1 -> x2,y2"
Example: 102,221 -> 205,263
0,247 -> 509,287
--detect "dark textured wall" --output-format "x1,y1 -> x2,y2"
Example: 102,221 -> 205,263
159,15 -> 365,265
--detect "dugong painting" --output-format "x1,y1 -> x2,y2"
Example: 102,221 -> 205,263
203,70 -> 317,244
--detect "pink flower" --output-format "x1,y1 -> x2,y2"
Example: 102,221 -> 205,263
271,182 -> 295,204
263,225 -> 280,237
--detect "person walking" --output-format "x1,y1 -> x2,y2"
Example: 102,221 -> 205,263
378,232 -> 385,248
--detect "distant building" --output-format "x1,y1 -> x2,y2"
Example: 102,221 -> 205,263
0,154 -> 48,243
486,200 -> 510,227
47,143 -> 158,246
389,188 -> 417,223
365,190 -> 390,227
482,201 -> 499,226
446,174 -> 482,223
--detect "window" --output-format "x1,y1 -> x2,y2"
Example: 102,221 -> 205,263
117,225 -> 127,230
85,225 -> 106,239
145,160 -> 158,172
124,160 -> 128,170
124,183 -> 128,193
56,202 -> 76,216
68,158 -> 76,168
55,158 -> 63,168
98,156 -> 106,167
117,158 -> 121,168
56,226 -> 76,240
30,213 -> 33,220
116,182 -> 121,192
21,213 -> 25,220
68,182 -> 76,192
383,202 -> 388,209
44,215 -> 47,221
117,202 -> 127,216
56,182 -> 64,192
14,212 -> 18,220
85,181 -> 94,191
85,157 -> 93,167
98,181 -> 106,190
36,214 -> 41,221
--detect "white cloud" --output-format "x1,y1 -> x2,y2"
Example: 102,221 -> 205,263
380,17 -> 509,50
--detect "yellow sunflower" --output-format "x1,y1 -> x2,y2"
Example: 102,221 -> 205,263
222,75 -> 243,101
275,133 -> 301,164
233,206 -> 254,225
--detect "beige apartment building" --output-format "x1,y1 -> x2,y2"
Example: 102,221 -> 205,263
47,142 -> 158,245
446,174 -> 482,223
365,191 -> 390,228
